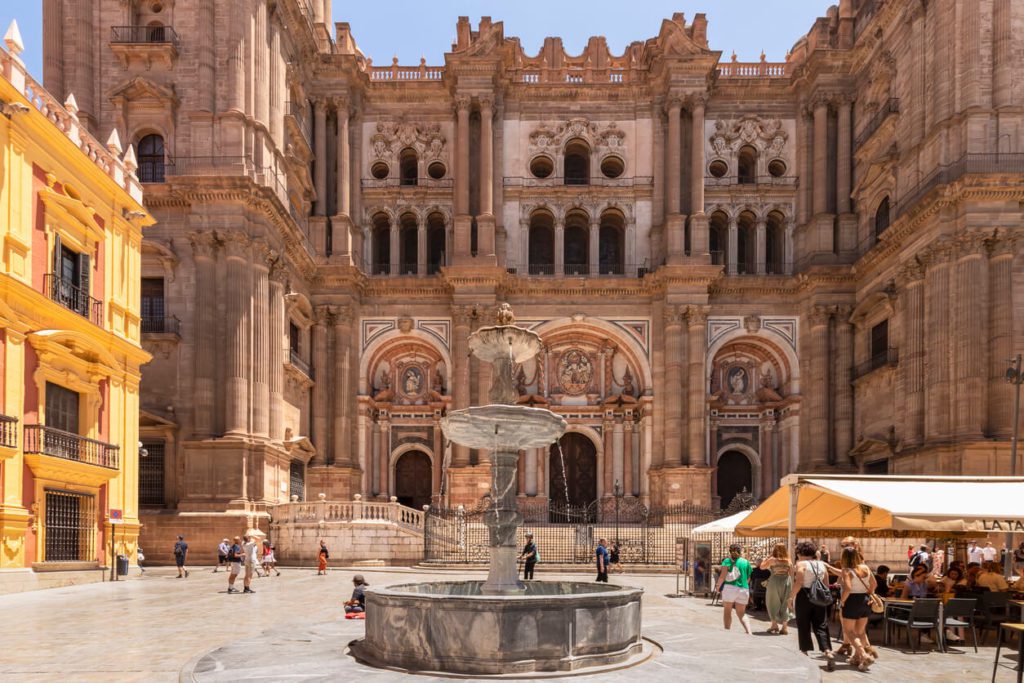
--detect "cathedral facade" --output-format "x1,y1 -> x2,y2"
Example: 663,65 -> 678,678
42,0 -> 1024,555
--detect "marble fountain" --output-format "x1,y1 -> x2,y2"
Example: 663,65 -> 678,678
349,304 -> 645,676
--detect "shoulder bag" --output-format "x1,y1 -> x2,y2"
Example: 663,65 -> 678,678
807,561 -> 834,607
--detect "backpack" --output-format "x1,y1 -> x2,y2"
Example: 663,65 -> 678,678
173,542 -> 184,557
909,551 -> 924,569
534,548 -> 540,563
226,545 -> 237,562
807,562 -> 834,607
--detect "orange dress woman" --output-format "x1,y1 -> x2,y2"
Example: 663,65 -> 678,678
317,540 -> 329,575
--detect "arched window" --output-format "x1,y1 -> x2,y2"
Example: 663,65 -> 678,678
371,213 -> 390,274
709,211 -> 728,266
874,196 -> 890,239
137,134 -> 165,183
399,148 -> 418,186
563,139 -> 590,185
563,211 -> 589,275
599,210 -> 625,275
737,145 -> 757,185
426,212 -> 446,275
528,211 -> 555,275
399,213 -> 418,274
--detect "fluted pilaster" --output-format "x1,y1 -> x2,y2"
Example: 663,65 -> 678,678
312,306 -> 330,461
268,268 -> 286,442
251,244 -> 271,438
314,100 -> 327,217
806,306 -> 832,468
685,305 -> 709,466
332,305 -> 355,466
663,306 -> 684,466
899,259 -> 926,445
224,233 -> 252,436
451,306 -> 473,465
924,243 -> 952,441
953,234 -> 989,438
665,98 -> 682,217
835,96 -> 852,214
455,97 -> 471,216
832,306 -> 853,461
812,97 -> 829,215
988,235 -> 1018,435
190,232 -> 219,437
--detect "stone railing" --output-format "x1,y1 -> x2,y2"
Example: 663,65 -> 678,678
717,56 -> 787,78
367,58 -> 444,81
0,26 -> 144,204
271,494 -> 425,534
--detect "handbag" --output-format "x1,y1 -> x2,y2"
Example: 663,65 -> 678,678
807,562 -> 834,607
854,570 -> 884,613
724,559 -> 741,583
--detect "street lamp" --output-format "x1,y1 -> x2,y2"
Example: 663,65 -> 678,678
613,479 -> 623,549
1004,354 -> 1022,579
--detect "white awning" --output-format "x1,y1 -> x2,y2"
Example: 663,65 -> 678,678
736,475 -> 1024,537
692,510 -> 752,535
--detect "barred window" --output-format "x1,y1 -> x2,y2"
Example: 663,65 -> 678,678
289,461 -> 305,502
44,489 -> 97,562
139,441 -> 166,506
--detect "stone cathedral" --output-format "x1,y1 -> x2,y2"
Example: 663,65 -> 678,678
42,0 -> 1024,552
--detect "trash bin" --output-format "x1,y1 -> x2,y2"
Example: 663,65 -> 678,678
117,554 -> 129,576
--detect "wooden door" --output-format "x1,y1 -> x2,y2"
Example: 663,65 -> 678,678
395,450 -> 432,510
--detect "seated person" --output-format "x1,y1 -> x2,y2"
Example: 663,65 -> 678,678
938,566 -> 967,593
901,565 -> 934,599
344,574 -> 368,613
874,565 -> 891,598
975,562 -> 1009,592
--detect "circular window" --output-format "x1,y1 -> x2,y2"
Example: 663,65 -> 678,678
600,156 -> 624,179
370,162 -> 389,180
427,161 -> 446,180
768,159 -> 787,178
151,2 -> 163,12
529,156 -> 553,179
708,159 -> 728,178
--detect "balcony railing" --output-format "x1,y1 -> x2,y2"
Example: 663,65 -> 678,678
504,263 -> 650,278
44,274 -> 103,325
288,349 -> 311,376
141,315 -> 180,335
23,425 -> 120,470
285,100 -> 311,146
855,98 -> 899,148
705,175 -> 798,187
110,25 -> 180,48
0,415 -> 17,449
894,153 -> 1024,220
851,348 -> 899,381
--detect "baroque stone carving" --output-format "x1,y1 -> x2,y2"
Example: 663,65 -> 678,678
710,114 -> 787,159
370,120 -> 448,163
557,348 -> 593,395
529,118 -> 626,157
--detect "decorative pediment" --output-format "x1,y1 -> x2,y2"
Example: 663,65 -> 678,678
654,13 -> 711,57
107,76 -> 179,109
370,120 -> 447,162
29,329 -> 120,372
709,115 -> 787,158
38,177 -> 103,240
528,118 -> 626,156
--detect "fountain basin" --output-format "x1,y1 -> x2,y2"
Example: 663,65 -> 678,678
349,581 -> 643,675
469,325 -> 543,363
442,405 -> 567,451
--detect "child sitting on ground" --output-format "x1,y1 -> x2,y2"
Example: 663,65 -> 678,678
344,574 -> 368,619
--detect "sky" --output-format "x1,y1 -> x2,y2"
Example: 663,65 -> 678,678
1,1 -> 827,83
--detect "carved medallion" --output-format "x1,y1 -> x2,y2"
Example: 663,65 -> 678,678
557,349 -> 593,395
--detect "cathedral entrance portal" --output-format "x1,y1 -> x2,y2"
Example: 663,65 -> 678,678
549,432 -> 598,521
716,450 -> 753,509
395,450 -> 433,511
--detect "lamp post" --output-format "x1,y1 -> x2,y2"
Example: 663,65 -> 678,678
613,479 -> 623,548
1004,354 -> 1022,579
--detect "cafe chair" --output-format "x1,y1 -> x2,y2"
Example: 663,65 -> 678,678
887,598 -> 942,653
975,591 -> 1009,645
940,597 -> 978,653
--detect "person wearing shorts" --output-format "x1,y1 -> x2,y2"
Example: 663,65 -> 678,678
227,536 -> 243,593
715,543 -> 752,633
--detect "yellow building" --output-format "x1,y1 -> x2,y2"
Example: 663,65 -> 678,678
0,22 -> 152,593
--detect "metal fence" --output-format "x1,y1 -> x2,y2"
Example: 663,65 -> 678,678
424,499 -> 723,566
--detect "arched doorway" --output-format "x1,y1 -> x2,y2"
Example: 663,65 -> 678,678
549,432 -> 598,521
717,450 -> 753,509
395,450 -> 432,510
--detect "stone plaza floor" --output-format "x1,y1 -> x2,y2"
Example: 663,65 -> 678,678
0,565 -> 1016,682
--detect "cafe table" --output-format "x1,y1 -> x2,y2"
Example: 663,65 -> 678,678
1011,599 -> 1024,622
991,623 -> 1023,683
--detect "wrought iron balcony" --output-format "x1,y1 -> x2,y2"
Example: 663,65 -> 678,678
110,25 -> 180,48
0,415 -> 17,449
285,100 -> 312,147
23,425 -> 120,470
851,348 -> 899,381
504,263 -> 649,278
288,350 -> 311,376
141,315 -> 180,335
855,98 -> 900,148
44,274 -> 103,325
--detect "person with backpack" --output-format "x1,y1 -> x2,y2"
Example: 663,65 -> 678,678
226,536 -> 243,593
715,543 -> 753,634
788,540 -> 835,671
519,533 -> 538,580
173,535 -> 189,578
908,544 -> 929,571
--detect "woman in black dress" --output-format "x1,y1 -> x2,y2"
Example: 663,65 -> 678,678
839,546 -> 878,671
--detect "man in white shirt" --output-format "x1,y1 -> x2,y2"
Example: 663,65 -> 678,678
967,541 -> 983,565
242,535 -> 259,594
982,541 -> 998,563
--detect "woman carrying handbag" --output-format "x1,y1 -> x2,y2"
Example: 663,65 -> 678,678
839,546 -> 881,671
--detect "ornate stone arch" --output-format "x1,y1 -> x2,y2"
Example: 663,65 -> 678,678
706,319 -> 800,395
388,442 -> 437,499
715,442 -> 762,499
359,330 -> 452,399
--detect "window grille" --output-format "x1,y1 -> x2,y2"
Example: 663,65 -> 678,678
44,489 -> 97,562
289,461 -> 305,502
139,441 -> 166,506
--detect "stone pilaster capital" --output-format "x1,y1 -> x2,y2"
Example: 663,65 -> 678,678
313,98 -> 328,114
451,304 -> 475,326
662,305 -> 685,328
953,229 -> 993,259
683,304 -> 710,327
665,96 -> 684,114
269,260 -> 289,284
313,304 -> 333,327
330,304 -> 352,325
921,238 -> 953,267
896,256 -> 926,286
251,239 -> 276,268
188,231 -> 220,260
687,93 -> 708,111
810,91 -> 834,111
988,230 -> 1023,259
221,231 -> 251,259
454,95 -> 472,114
830,304 -> 854,323
478,96 -> 494,113
808,304 -> 832,327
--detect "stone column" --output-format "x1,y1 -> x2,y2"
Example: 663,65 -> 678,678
623,419 -> 634,496
663,306 -> 684,466
806,306 -> 832,469
727,216 -> 739,275
835,96 -> 852,214
190,233 -> 218,437
685,306 -> 709,466
378,419 -> 390,495
589,216 -> 600,275
417,220 -> 427,276
311,306 -> 330,461
268,269 -> 286,442
796,108 -> 810,224
554,221 -> 565,276
812,96 -> 829,216
988,235 -> 1018,435
224,234 -> 252,436
314,100 -> 327,216
900,260 -> 926,445
755,218 -> 767,275
603,418 -> 615,496
229,0 -> 246,113
455,97 -> 471,216
313,0 -> 323,22
451,306 -> 473,465
389,223 -> 400,275
269,25 -> 281,146
924,243 -> 952,441
832,306 -> 853,461
666,98 -> 682,216
613,420 -> 624,489
251,246 -> 271,438
254,0 -> 268,129
525,444 -> 538,496
784,219 -> 795,274
690,96 -> 706,218
370,416 -> 380,495
335,99 -> 350,216
333,306 -> 354,465
479,98 -> 495,264
953,235 -> 988,438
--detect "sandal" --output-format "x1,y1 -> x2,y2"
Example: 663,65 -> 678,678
824,651 -> 835,672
